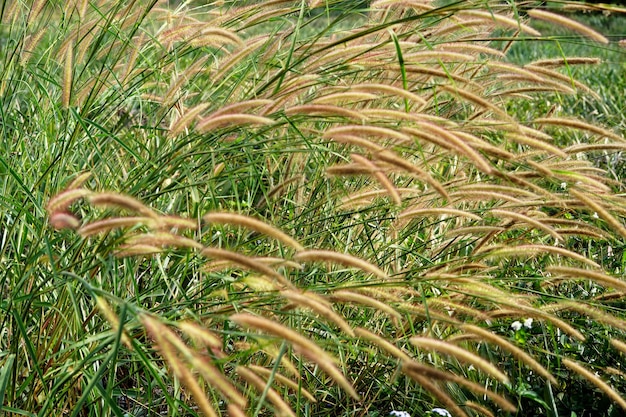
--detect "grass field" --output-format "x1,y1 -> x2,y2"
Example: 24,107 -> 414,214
1,1 -> 626,416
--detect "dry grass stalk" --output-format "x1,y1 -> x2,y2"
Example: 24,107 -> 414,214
527,9 -> 608,44
350,153 -> 402,205
177,321 -> 222,349
610,339 -> 626,356
203,212 -> 304,251
325,134 -> 386,153
403,361 -> 517,413
351,83 -> 428,107
563,359 -> 626,411
326,163 -> 376,176
489,209 -> 562,241
247,365 -> 317,403
95,296 -> 132,348
408,122 -> 494,174
204,258 -> 302,273
534,117 -> 624,142
543,301 -> 626,332
439,84 -> 513,124
330,291 -> 402,324
374,150 -> 449,198
284,104 -> 367,121
126,232 -> 204,250
445,225 -> 506,238
438,42 -> 505,57
449,190 -> 523,204
206,100 -> 274,119
354,327 -> 411,362
88,193 -> 159,219
324,125 -> 412,144
506,132 -> 567,158
477,244 -> 600,268
20,29 -> 46,65
230,313 -> 359,400
158,215 -> 197,230
410,337 -> 510,383
213,36 -> 270,81
490,307 -> 585,341
143,315 -> 247,408
294,250 -> 388,280
546,266 -> 626,294
196,114 -> 274,132
236,366 -> 296,417
457,10 -> 541,37
524,66 -> 601,99
141,315 -> 219,417
461,324 -> 557,385
282,290 -> 355,337
201,248 -> 294,288
312,92 -> 378,105
78,217 -> 155,237
569,189 -> 626,240
427,299 -> 492,323
530,57 -> 601,67
565,143 -> 626,154
227,404 -> 247,417
49,212 -> 80,230
398,208 -> 482,222
27,0 -> 47,27
169,103 -> 210,137
401,367 -> 470,417
463,401 -> 495,417
339,188 -> 424,209
47,188 -> 92,213
261,343 -> 300,379
114,244 -> 163,257
487,61 -> 547,83
62,41 -> 73,108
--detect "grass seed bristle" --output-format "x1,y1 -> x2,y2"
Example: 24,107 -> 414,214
236,366 -> 296,417
562,359 -> 626,411
282,290 -> 355,337
231,313 -> 359,400
295,250 -> 388,280
409,337 -> 510,383
528,9 -> 609,44
203,212 -> 304,251
461,324 -> 557,385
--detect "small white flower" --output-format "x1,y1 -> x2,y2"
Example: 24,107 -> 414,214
560,182 -> 567,190
607,246 -> 613,258
523,318 -> 533,329
431,408 -> 452,417
511,321 -> 522,331
593,212 -> 599,219
389,411 -> 411,417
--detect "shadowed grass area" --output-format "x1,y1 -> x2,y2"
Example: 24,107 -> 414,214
2,1 -> 626,416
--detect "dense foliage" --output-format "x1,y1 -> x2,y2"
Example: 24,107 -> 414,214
1,0 -> 626,416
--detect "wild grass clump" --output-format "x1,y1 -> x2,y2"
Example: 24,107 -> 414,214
3,0 -> 626,415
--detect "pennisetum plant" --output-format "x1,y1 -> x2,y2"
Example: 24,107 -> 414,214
1,0 -> 625,415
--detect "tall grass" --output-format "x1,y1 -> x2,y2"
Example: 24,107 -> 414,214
2,0 -> 626,416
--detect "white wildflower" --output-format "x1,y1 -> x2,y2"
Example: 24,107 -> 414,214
389,411 -> 411,417
431,408 -> 452,417
593,212 -> 599,219
511,321 -> 522,331
560,182 -> 567,190
523,318 -> 533,329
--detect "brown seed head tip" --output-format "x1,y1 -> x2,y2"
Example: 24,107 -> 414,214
50,212 -> 80,230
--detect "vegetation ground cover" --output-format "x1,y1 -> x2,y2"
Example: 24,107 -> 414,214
1,1 -> 626,416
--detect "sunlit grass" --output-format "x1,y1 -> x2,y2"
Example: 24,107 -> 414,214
2,1 -> 626,416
